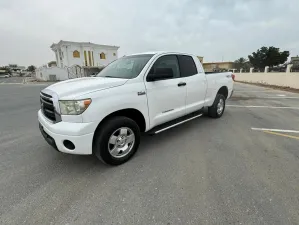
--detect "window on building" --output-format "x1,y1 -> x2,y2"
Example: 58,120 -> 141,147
84,51 -> 88,66
88,51 -> 92,67
113,53 -> 116,56
91,51 -> 94,66
73,50 -> 80,58
59,50 -> 63,60
100,52 -> 106,59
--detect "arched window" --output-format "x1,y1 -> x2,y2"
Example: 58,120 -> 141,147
73,50 -> 80,58
100,52 -> 106,59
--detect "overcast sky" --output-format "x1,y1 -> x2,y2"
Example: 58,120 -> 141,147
1,0 -> 299,67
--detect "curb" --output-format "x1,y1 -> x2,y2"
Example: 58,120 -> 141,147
235,81 -> 299,94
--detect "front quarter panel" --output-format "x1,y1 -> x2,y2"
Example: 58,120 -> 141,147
79,80 -> 150,131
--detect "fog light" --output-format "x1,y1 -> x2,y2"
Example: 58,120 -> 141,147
63,140 -> 75,150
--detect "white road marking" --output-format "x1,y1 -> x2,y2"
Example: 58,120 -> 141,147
1,82 -> 12,84
277,94 -> 286,97
261,97 -> 299,99
227,105 -> 299,109
232,96 -> 299,99
251,128 -> 299,134
234,90 -> 273,93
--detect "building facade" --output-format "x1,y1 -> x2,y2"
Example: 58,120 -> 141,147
50,40 -> 119,68
291,56 -> 299,66
203,61 -> 234,72
291,56 -> 299,72
36,40 -> 120,81
197,56 -> 204,64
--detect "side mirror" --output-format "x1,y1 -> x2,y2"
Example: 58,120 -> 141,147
147,68 -> 173,82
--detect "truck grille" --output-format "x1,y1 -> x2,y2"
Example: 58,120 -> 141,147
40,92 -> 56,122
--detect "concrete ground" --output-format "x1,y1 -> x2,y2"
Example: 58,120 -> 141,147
0,83 -> 299,225
0,76 -> 24,84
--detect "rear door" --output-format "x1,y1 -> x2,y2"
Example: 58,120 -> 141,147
145,55 -> 187,128
177,55 -> 207,114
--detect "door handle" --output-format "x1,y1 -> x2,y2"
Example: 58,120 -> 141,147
178,82 -> 186,87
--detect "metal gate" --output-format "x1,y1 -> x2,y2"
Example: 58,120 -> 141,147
67,65 -> 84,79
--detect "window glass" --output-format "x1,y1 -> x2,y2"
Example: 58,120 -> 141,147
97,54 -> 153,79
177,55 -> 198,77
149,55 -> 180,79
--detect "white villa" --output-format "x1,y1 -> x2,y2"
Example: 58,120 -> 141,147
35,40 -> 119,81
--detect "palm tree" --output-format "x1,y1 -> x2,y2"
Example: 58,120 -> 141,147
234,57 -> 251,71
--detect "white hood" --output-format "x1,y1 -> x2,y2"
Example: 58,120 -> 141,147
43,77 -> 128,99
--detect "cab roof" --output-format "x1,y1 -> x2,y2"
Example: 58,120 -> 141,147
127,51 -> 195,57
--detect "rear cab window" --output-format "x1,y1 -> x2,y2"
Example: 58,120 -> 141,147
177,55 -> 198,77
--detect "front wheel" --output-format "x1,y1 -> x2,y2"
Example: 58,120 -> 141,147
208,94 -> 226,118
93,116 -> 140,165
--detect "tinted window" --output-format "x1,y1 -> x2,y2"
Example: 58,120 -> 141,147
178,55 -> 198,77
97,54 -> 154,79
148,55 -> 180,79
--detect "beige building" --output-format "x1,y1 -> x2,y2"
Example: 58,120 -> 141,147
197,56 -> 204,64
291,56 -> 299,66
203,61 -> 234,72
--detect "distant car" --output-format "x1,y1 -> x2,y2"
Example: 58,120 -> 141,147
4,74 -> 11,78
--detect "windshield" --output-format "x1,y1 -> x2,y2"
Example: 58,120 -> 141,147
97,54 -> 154,79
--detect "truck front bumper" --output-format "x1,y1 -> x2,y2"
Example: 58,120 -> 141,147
38,110 -> 95,155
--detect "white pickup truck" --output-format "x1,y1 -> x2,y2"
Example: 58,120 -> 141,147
38,52 -> 234,165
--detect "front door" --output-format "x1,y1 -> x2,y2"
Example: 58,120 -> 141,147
145,55 -> 186,128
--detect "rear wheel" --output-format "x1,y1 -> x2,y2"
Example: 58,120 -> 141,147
208,94 -> 226,118
93,116 -> 140,165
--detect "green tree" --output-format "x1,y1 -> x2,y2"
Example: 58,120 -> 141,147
27,65 -> 36,72
248,46 -> 289,70
233,57 -> 251,70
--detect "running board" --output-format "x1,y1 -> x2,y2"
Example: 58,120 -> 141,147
147,110 -> 204,135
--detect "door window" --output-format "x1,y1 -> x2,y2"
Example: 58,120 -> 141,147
177,55 -> 198,77
148,55 -> 180,80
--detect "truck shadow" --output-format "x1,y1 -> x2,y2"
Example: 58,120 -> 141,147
138,115 -> 213,154
44,114 -> 227,175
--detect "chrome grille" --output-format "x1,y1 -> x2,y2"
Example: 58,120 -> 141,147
40,92 -> 56,122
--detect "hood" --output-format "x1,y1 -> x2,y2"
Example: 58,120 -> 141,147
43,77 -> 128,99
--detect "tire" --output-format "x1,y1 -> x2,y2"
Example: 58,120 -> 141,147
93,116 -> 140,165
208,94 -> 226,118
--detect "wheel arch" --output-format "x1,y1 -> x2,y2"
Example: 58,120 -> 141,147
94,108 -> 147,135
217,86 -> 228,99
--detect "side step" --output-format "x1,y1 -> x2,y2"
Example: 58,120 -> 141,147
147,110 -> 204,135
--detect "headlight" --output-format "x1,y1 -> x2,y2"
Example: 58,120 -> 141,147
59,99 -> 92,115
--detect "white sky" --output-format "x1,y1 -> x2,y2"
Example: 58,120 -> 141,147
1,0 -> 299,67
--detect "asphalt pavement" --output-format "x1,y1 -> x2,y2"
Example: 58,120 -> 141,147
0,83 -> 299,225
